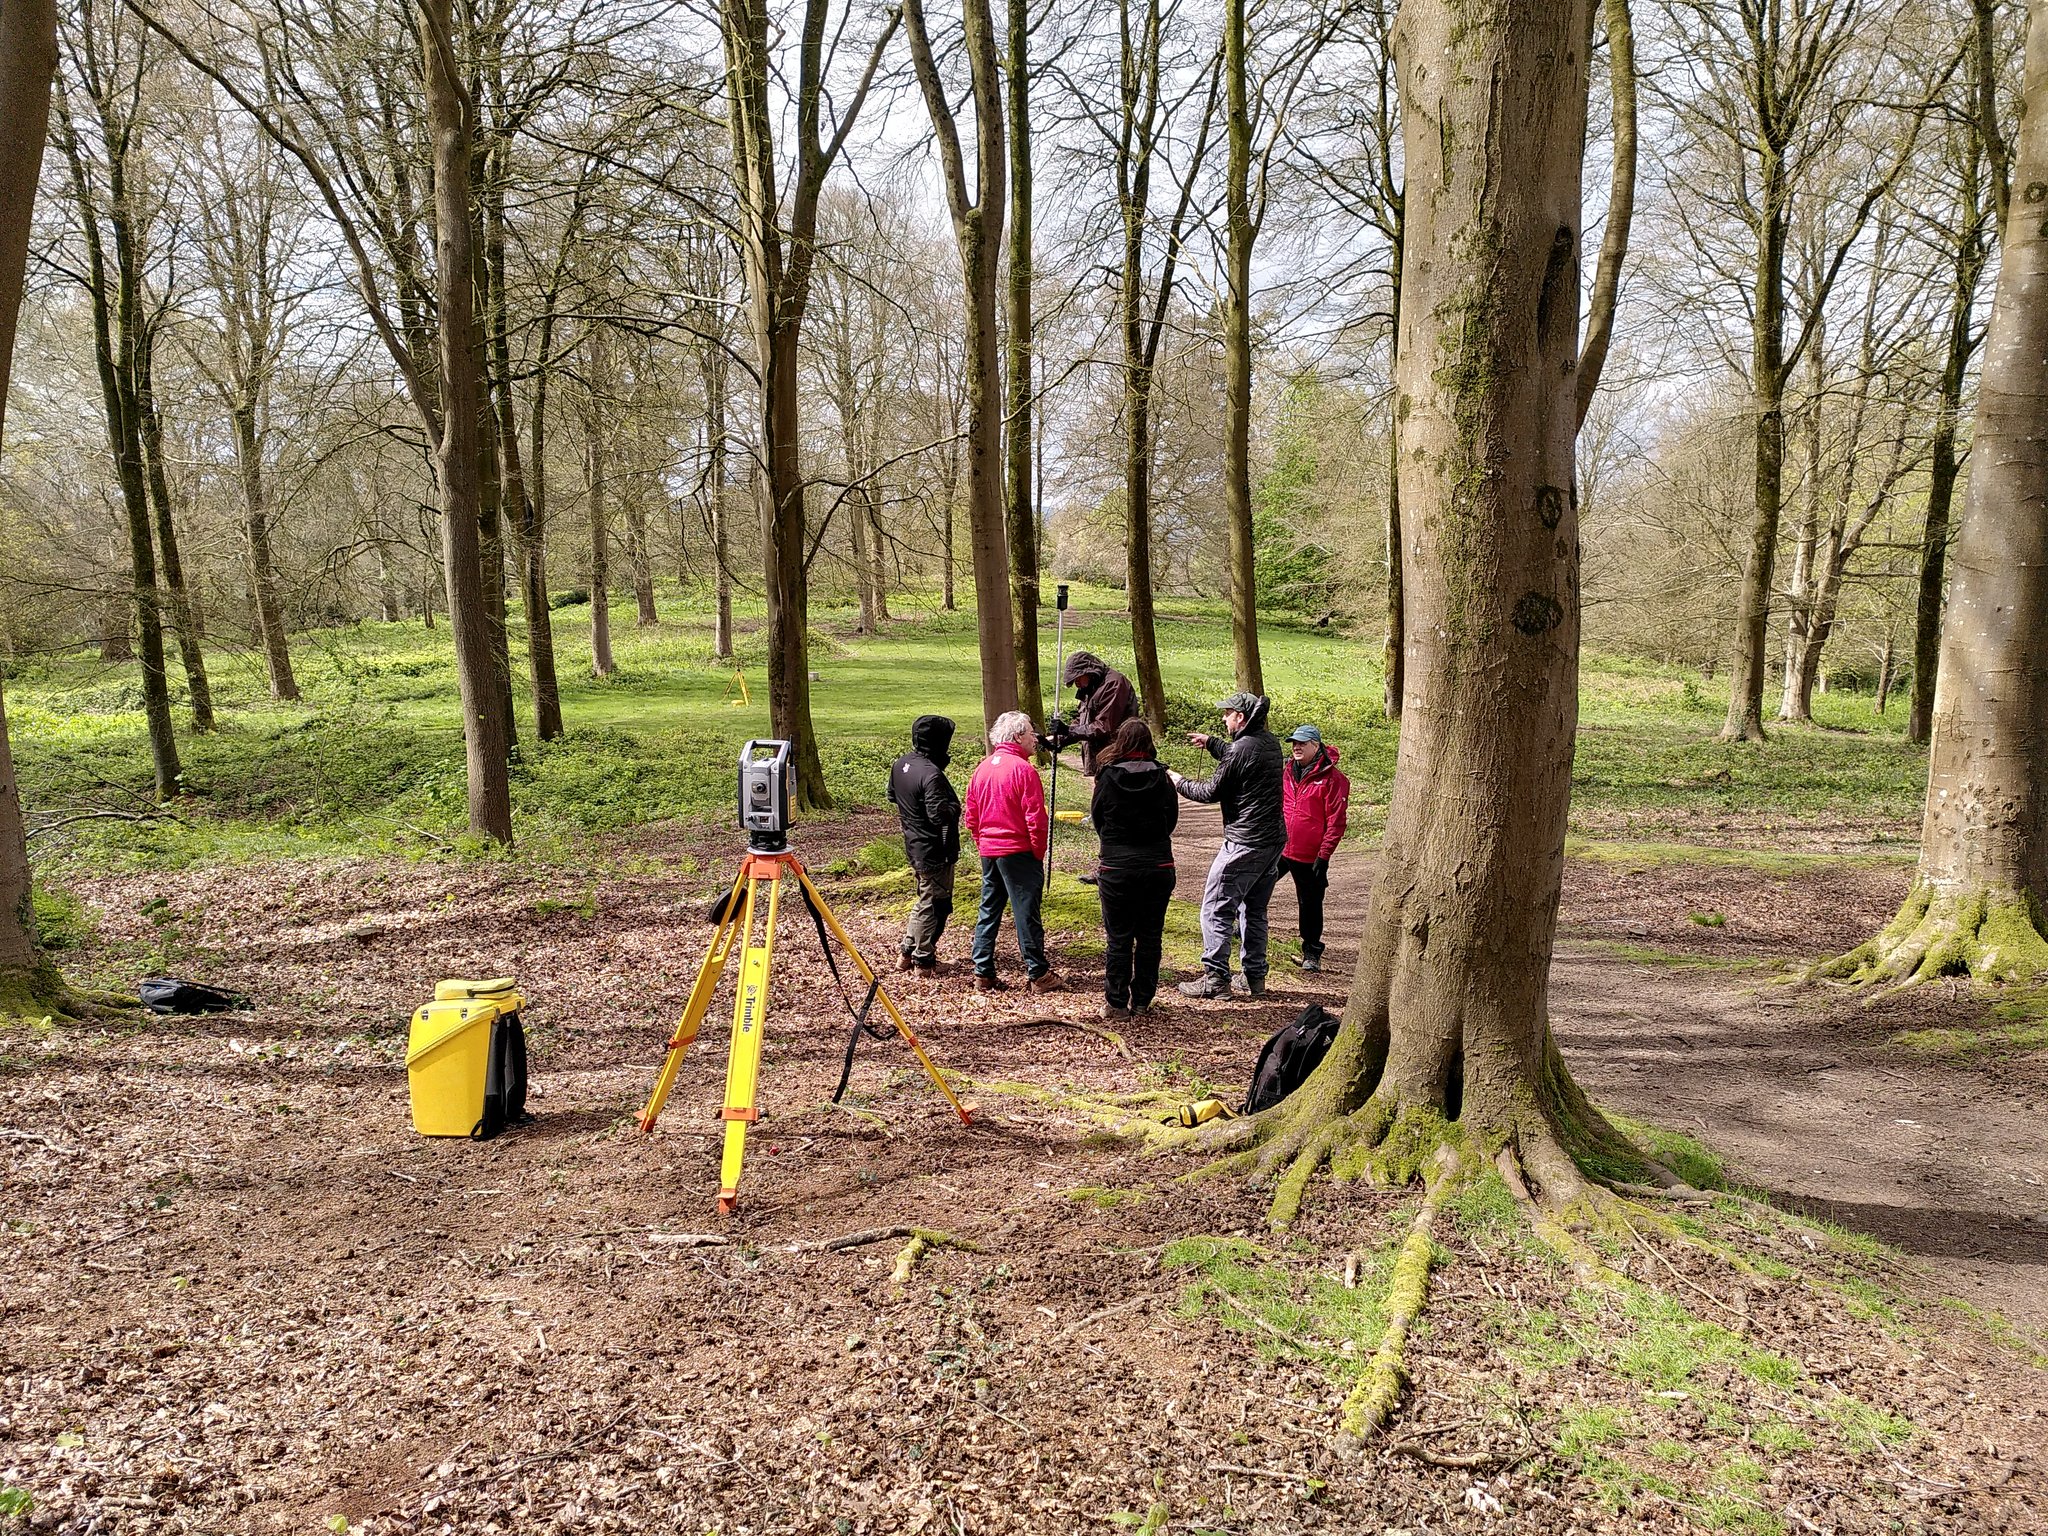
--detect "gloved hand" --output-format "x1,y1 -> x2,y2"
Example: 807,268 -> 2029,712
1314,858 -> 1329,879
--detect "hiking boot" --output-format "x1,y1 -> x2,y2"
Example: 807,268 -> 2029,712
1177,972 -> 1230,1000
1102,1002 -> 1133,1022
897,952 -> 921,972
1077,872 -> 1100,886
973,972 -> 1008,993
1026,972 -> 1067,995
1296,951 -> 1323,974
912,956 -> 942,974
1231,973 -> 1267,999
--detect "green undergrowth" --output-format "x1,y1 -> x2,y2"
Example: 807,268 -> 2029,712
1565,838 -> 1915,874
14,580 -> 1928,876
1573,939 -> 1781,974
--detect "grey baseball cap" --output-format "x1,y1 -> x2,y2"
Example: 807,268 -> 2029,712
1215,691 -> 1260,717
1288,724 -> 1323,744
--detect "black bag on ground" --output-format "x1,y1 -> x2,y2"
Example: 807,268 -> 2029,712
1241,1003 -> 1339,1115
473,1008 -> 531,1140
140,977 -> 252,1016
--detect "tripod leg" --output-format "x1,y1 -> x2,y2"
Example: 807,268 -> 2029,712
716,868 -> 783,1213
792,861 -> 974,1127
638,864 -> 748,1133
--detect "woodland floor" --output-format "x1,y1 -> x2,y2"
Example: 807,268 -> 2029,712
3,800 -> 2046,1534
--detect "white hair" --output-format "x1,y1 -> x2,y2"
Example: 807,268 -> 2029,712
988,710 -> 1036,747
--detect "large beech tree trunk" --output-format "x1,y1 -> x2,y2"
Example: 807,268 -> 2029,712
423,0 -> 512,843
1202,0 -> 1636,1266
0,0 -> 60,1000
1832,0 -> 2048,987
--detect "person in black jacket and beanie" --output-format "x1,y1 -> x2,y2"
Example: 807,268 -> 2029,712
1090,718 -> 1179,1019
1169,692 -> 1286,999
888,715 -> 961,971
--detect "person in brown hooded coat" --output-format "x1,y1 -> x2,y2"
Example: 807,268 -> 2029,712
1042,651 -> 1137,777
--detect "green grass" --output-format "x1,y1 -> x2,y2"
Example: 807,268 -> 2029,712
9,580 -> 1930,873
1162,1232 -> 1396,1385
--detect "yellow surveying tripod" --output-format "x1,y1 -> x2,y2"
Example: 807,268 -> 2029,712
638,741 -> 973,1214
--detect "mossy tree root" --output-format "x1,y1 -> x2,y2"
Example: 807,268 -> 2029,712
0,958 -> 81,1028
1819,882 -> 2048,990
1339,1144 -> 1458,1439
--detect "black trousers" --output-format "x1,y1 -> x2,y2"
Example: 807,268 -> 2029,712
1281,857 -> 1329,956
1097,866 -> 1177,1008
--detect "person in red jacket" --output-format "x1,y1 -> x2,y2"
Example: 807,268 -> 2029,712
1280,724 -> 1349,972
962,711 -> 1064,993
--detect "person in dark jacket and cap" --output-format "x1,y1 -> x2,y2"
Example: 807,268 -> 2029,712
1169,692 -> 1286,998
888,715 -> 961,971
1042,650 -> 1138,777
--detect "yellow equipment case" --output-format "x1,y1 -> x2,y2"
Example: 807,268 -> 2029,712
405,978 -> 528,1138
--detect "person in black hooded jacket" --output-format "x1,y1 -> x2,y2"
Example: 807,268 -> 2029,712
1169,692 -> 1286,998
888,715 -> 961,970
1089,718 -> 1178,1018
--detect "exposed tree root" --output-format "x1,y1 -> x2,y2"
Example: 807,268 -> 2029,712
1818,881 -> 2048,990
0,959 -> 83,1028
1340,1145 -> 1457,1439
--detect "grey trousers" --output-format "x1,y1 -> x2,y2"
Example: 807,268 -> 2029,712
900,861 -> 956,963
1199,840 -> 1284,983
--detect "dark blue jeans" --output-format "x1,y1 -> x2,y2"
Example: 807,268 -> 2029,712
972,852 -> 1048,979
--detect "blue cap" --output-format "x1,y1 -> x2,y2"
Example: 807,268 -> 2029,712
1288,724 -> 1322,744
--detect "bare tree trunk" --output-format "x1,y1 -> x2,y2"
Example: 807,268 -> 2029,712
623,440 -> 658,626
1778,339 -> 1822,724
1209,0 -> 1637,1275
491,166 -> 561,740
1003,0 -> 1043,723
704,346 -> 734,658
423,0 -> 512,842
848,476 -> 876,633
232,400 -> 299,701
471,266 -> 517,751
904,0 -> 1019,733
1575,0 -> 1635,426
0,0 -> 60,993
1830,0 -> 2048,986
1221,0 -> 1262,694
99,589 -> 132,660
585,336 -> 616,679
59,100 -> 181,797
867,499 -> 889,621
1383,205 -> 1404,722
137,326 -> 216,731
1125,377 -> 1167,734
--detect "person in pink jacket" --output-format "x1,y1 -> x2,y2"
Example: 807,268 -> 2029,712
1280,724 -> 1350,972
962,711 -> 1064,993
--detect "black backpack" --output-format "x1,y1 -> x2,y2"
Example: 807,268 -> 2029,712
475,1008 -> 531,1140
140,978 -> 251,1016
1242,1003 -> 1339,1115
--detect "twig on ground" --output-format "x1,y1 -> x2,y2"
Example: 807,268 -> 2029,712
1621,1216 -> 1749,1323
816,1099 -> 894,1134
1204,1461 -> 1317,1484
1057,1295 -> 1150,1338
1342,1251 -> 1359,1289
1006,1015 -> 1131,1058
644,1232 -> 731,1247
797,1224 -> 984,1256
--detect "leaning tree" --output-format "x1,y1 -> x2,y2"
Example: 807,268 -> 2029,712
1166,0 -> 1654,1432
1826,0 -> 2048,988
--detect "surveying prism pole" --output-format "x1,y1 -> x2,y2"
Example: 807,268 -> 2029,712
1047,583 -> 1070,876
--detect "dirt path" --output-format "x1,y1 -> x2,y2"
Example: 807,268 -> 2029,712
1181,797 -> 2048,1333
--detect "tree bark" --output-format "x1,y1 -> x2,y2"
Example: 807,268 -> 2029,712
1004,0 -> 1043,723
488,149 -> 561,740
1383,201 -> 1404,722
623,432 -> 658,626
0,0 -> 60,992
422,0 -> 513,842
702,342 -> 734,658
136,321 -> 216,731
1832,0 -> 2048,986
1221,0 -> 1262,695
1205,0 -> 1637,1246
232,400 -> 299,701
904,0 -> 1019,735
586,334 -> 616,679
1575,0 -> 1634,427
